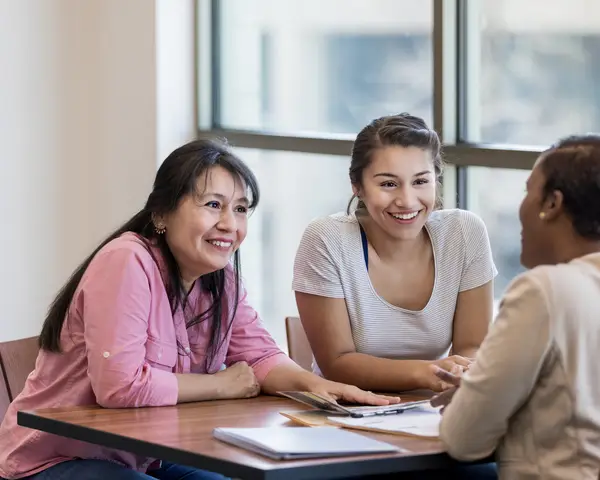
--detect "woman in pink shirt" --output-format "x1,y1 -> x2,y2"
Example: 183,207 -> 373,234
0,140 -> 396,480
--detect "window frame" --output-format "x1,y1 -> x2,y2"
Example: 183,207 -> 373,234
195,0 -> 541,209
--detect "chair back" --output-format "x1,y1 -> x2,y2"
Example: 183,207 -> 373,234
285,317 -> 314,371
0,336 -> 39,420
0,373 -> 10,423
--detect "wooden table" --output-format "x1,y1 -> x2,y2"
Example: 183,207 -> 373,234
18,395 -> 463,480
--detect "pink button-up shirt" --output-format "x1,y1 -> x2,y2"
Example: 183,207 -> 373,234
0,233 -> 293,479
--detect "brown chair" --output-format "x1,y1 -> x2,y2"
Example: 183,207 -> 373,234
0,372 -> 10,423
0,336 -> 39,420
285,317 -> 314,371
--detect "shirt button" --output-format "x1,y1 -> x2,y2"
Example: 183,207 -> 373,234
102,351 -> 110,358
184,347 -> 191,354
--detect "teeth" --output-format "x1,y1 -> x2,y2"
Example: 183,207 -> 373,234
208,240 -> 232,248
391,211 -> 419,220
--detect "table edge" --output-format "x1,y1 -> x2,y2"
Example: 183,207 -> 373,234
17,410 -> 474,480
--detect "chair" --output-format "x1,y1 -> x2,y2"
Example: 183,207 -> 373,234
285,317 -> 314,371
0,372 -> 10,423
0,336 -> 39,420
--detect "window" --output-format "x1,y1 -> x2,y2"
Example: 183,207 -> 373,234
199,1 -> 593,336
470,0 -> 600,145
217,0 -> 433,134
237,148 -> 351,345
466,167 -> 530,297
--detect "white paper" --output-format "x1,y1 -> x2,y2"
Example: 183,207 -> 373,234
327,405 -> 441,438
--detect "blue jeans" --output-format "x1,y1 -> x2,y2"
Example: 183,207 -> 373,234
4,459 -> 229,480
365,462 -> 498,479
3,459 -> 496,480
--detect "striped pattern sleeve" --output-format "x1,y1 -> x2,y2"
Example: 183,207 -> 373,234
292,217 -> 345,298
458,210 -> 498,292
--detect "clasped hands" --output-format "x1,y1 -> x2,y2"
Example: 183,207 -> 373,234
427,355 -> 470,412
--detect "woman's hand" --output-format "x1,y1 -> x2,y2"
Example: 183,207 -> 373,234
214,361 -> 261,399
417,355 -> 472,392
430,367 -> 462,413
306,378 -> 401,406
175,361 -> 260,403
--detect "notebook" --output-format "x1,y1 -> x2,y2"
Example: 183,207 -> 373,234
279,391 -> 430,418
212,426 -> 400,460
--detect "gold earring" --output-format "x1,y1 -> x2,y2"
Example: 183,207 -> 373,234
154,223 -> 166,235
539,212 -> 546,220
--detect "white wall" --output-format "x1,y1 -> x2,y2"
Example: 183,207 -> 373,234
156,0 -> 196,163
0,0 -> 195,341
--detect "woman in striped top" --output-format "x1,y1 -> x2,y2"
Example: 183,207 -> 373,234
293,113 -> 498,394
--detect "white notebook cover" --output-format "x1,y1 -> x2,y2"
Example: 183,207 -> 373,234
213,426 -> 399,460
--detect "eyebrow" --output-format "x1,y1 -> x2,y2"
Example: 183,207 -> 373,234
200,192 -> 250,205
373,170 -> 432,179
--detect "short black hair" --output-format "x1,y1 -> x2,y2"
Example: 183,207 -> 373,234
541,134 -> 600,240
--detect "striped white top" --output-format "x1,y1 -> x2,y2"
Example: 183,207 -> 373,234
292,209 -> 497,364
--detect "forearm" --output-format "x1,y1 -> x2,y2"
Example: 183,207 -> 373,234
324,353 -> 426,392
260,363 -> 321,395
441,275 -> 550,461
452,345 -> 479,359
175,373 -> 229,403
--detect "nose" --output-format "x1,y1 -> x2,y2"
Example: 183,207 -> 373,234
216,207 -> 236,232
394,185 -> 416,208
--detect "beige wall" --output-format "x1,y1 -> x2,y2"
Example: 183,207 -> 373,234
0,0 -> 195,341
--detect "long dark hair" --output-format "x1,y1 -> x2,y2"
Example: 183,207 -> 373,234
39,139 -> 259,366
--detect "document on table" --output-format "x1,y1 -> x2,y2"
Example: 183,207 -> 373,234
326,405 -> 442,438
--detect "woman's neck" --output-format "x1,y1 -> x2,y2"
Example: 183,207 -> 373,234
358,212 -> 428,263
180,271 -> 199,295
181,279 -> 195,294
552,236 -> 600,265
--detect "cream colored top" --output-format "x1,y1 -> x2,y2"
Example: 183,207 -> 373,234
440,252 -> 600,480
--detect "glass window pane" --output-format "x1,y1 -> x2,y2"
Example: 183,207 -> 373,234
217,0 -> 433,135
236,149 -> 352,346
467,167 -> 530,301
471,0 -> 600,146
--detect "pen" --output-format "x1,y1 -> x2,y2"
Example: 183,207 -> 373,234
351,409 -> 407,418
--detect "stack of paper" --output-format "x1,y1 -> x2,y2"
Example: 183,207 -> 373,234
326,405 -> 441,438
213,426 -> 400,460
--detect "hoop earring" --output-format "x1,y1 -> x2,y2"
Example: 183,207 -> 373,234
154,224 -> 166,235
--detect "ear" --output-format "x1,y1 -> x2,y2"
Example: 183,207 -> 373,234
541,189 -> 564,222
352,184 -> 362,198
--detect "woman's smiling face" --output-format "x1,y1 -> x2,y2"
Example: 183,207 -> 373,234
159,165 -> 250,285
354,145 -> 437,240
